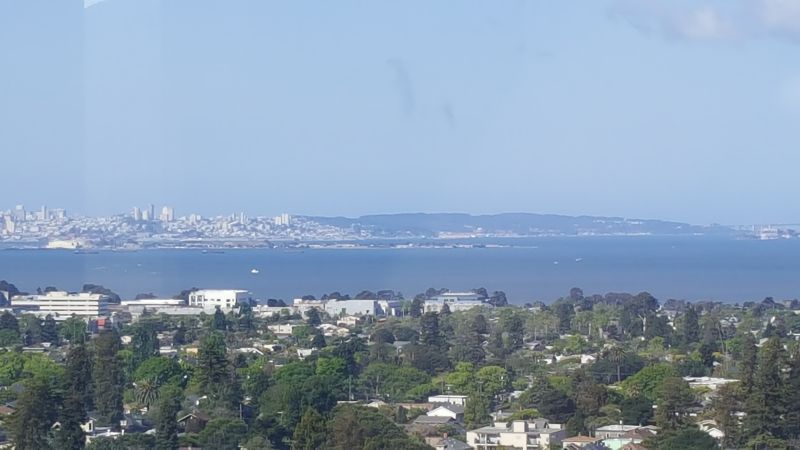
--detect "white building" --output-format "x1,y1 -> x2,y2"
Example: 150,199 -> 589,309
11,291 -> 110,320
324,299 -> 382,317
425,292 -> 488,313
466,419 -> 566,450
188,289 -> 251,311
428,395 -> 469,407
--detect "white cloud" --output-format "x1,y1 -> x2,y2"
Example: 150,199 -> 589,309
84,0 -> 111,8
758,0 -> 800,37
611,0 -> 800,43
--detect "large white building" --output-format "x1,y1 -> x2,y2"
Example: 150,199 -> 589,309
11,291 -> 110,320
466,419 -> 566,450
188,289 -> 251,311
425,292 -> 488,313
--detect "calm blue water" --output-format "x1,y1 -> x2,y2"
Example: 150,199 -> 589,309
1,236 -> 799,303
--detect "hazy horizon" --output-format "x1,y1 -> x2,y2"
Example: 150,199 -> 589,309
2,1 -> 799,224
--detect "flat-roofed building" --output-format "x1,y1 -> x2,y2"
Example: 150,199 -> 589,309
188,289 -> 251,311
425,292 -> 488,313
11,291 -> 110,320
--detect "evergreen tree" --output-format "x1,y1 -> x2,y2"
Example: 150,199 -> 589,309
155,385 -> 182,450
93,329 -> 123,428
743,337 -> 786,441
739,332 -> 758,392
131,323 -> 159,370
409,297 -> 423,318
679,305 -> 700,346
237,302 -> 254,331
654,377 -> 694,431
10,377 -> 58,450
42,314 -> 59,344
292,408 -> 326,450
173,321 -> 186,346
0,311 -> 19,333
212,307 -> 227,331
311,332 -> 326,349
66,344 -> 94,412
198,331 -> 228,389
56,391 -> 87,450
464,394 -> 491,428
305,308 -> 322,326
784,348 -> 800,439
420,312 -> 444,348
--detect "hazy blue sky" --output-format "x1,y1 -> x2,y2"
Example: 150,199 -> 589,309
2,0 -> 799,224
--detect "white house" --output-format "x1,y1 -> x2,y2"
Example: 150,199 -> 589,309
12,291 -> 110,320
427,404 -> 465,421
424,292 -> 488,313
428,394 -> 469,407
188,289 -> 251,311
466,419 -> 566,450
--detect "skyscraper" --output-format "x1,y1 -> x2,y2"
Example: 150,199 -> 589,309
149,204 -> 155,221
132,207 -> 142,221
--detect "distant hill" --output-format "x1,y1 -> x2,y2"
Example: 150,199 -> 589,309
306,213 -> 733,238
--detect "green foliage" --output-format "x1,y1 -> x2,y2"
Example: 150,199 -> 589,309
197,331 -> 228,389
324,405 -> 428,450
93,329 -> 123,427
621,363 -> 678,400
654,377 -> 695,430
649,427 -> 719,450
359,362 -> 430,402
10,377 -> 58,450
155,384 -> 182,450
292,408 -> 326,450
198,418 -> 248,450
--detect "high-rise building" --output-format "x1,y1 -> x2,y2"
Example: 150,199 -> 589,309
39,205 -> 48,221
160,206 -> 174,222
3,216 -> 15,234
142,209 -> 151,221
13,205 -> 25,222
149,204 -> 155,221
132,207 -> 142,221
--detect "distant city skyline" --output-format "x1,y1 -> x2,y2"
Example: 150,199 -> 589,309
2,1 -> 800,224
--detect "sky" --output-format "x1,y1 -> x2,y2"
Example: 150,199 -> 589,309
1,0 -> 800,225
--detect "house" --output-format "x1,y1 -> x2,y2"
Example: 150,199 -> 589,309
595,424 -> 641,439
562,435 -> 603,449
697,419 -> 725,440
427,404 -> 465,422
267,324 -> 299,336
413,415 -> 456,427
337,315 -> 361,327
296,348 -> 316,359
177,410 -> 211,433
428,394 -> 468,407
600,428 -> 657,450
466,419 -> 567,450
0,405 -> 15,417
428,437 -> 472,450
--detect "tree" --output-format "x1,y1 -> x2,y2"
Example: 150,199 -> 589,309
605,346 -> 627,384
10,377 -> 58,450
325,405 -> 428,450
305,308 -> 322,326
743,337 -> 786,440
66,344 -> 94,411
198,418 -> 248,450
56,391 -> 87,450
679,305 -> 700,346
738,332 -> 758,392
651,427 -> 719,450
93,329 -> 123,427
311,332 -> 326,348
621,363 -> 678,400
133,356 -> 183,385
420,312 -> 444,348
197,332 -> 228,389
42,314 -> 58,344
19,314 -> 42,345
654,377 -> 694,431
464,393 -> 491,428
292,408 -> 326,450
155,385 -> 182,450
410,297 -> 423,318
0,311 -> 19,333
60,317 -> 87,344
131,322 -> 159,370
212,307 -> 227,331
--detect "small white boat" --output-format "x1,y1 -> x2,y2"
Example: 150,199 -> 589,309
250,269 -> 260,274
575,258 -> 583,262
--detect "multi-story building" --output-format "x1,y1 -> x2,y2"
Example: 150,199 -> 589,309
11,291 -> 110,320
466,419 -> 567,450
187,289 -> 251,311
424,292 -> 487,313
